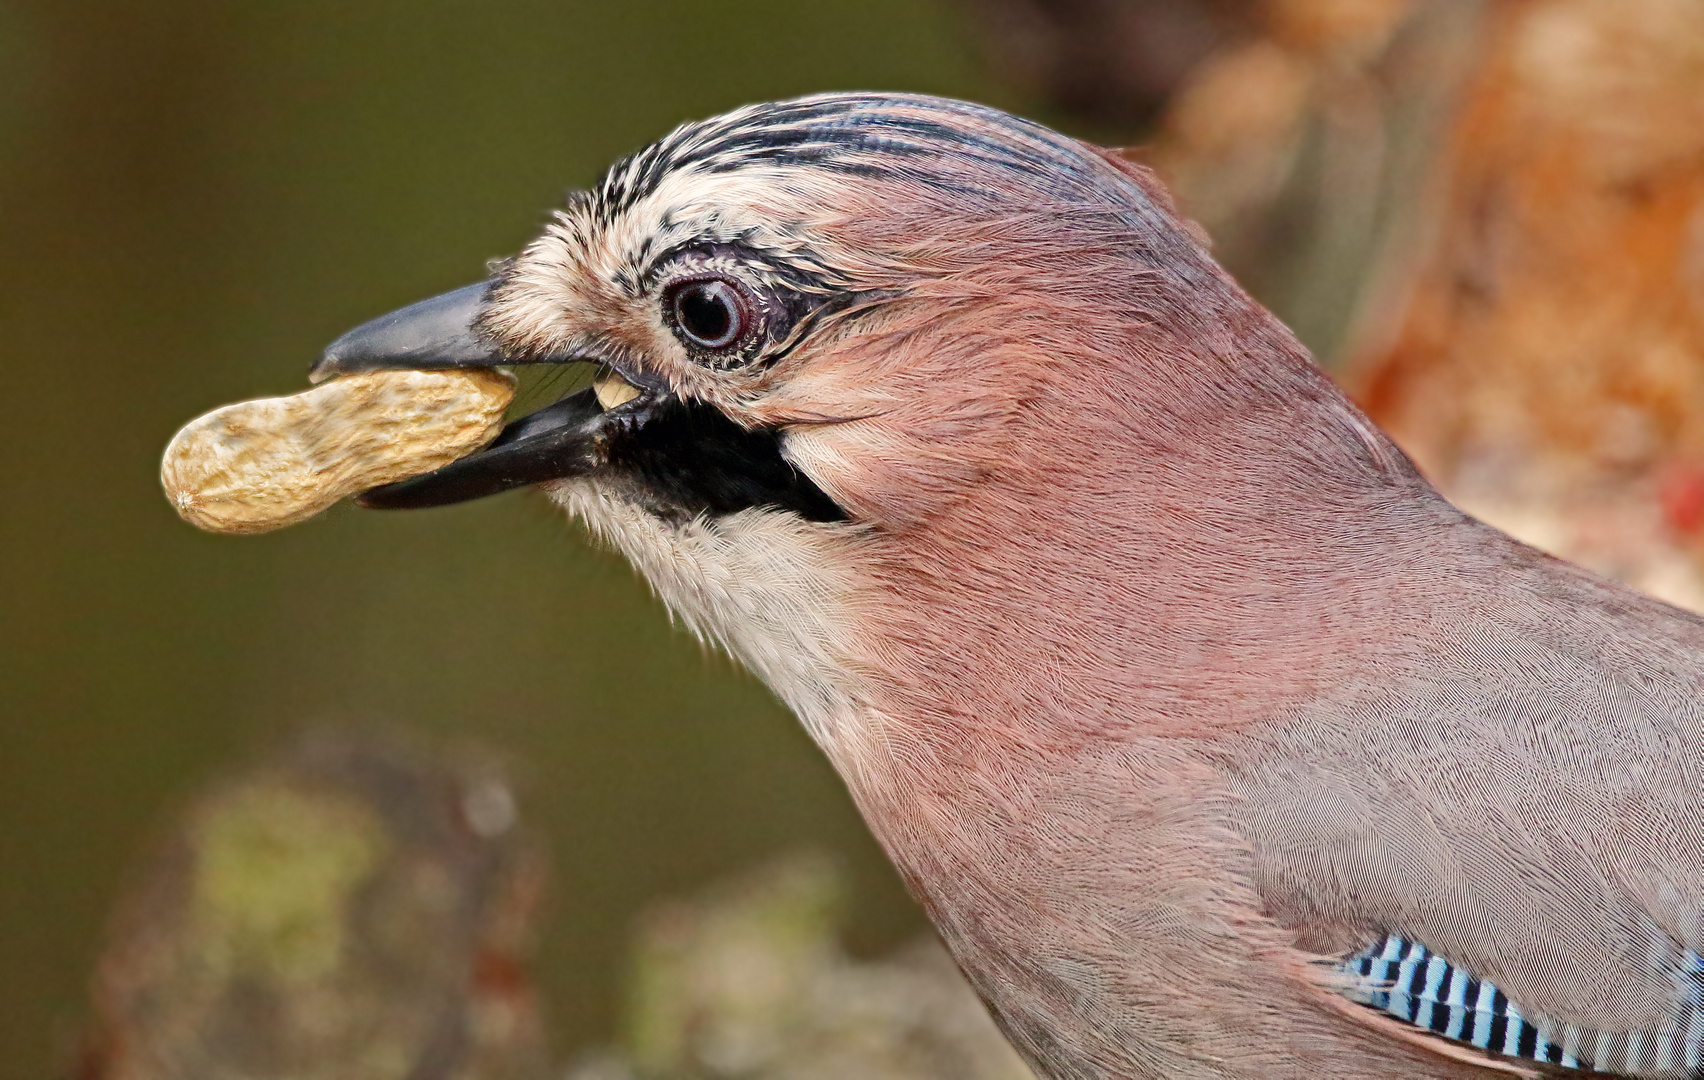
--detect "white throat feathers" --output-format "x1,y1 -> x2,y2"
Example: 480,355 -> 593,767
549,478 -> 872,762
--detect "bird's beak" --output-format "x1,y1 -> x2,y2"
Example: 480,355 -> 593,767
310,282 -> 504,381
308,282 -> 631,510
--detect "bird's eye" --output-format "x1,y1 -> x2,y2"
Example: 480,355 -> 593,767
666,277 -> 751,352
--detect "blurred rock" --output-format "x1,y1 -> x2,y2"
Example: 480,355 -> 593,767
82,731 -> 548,1080
80,739 -> 1027,1080
569,854 -> 1033,1080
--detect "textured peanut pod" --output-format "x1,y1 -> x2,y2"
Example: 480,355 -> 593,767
161,369 -> 516,535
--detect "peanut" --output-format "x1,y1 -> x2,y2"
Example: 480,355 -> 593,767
162,369 -> 516,535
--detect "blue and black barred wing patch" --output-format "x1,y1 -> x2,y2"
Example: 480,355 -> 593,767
1335,934 -> 1704,1077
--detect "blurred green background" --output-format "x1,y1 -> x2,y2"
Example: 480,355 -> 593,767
0,1 -> 1015,1073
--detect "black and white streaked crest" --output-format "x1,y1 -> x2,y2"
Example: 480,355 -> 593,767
585,92 -> 1124,227
489,91 -> 1218,371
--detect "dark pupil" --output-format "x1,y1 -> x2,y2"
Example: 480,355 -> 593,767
675,282 -> 738,347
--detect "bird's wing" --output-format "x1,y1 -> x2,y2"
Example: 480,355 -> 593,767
1221,552 -> 1704,1079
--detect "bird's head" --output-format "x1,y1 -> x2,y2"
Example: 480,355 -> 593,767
313,92 -> 1410,752
311,92 -> 1304,530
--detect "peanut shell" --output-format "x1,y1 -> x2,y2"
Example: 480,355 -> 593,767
162,369 -> 516,535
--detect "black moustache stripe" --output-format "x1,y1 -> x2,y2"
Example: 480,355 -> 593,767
607,397 -> 847,524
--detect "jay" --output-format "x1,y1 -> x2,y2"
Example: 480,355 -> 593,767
312,94 -> 1704,1079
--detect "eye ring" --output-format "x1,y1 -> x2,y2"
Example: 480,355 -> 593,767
664,276 -> 753,353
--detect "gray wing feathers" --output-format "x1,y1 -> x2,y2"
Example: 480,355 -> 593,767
1223,539 -> 1704,1078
